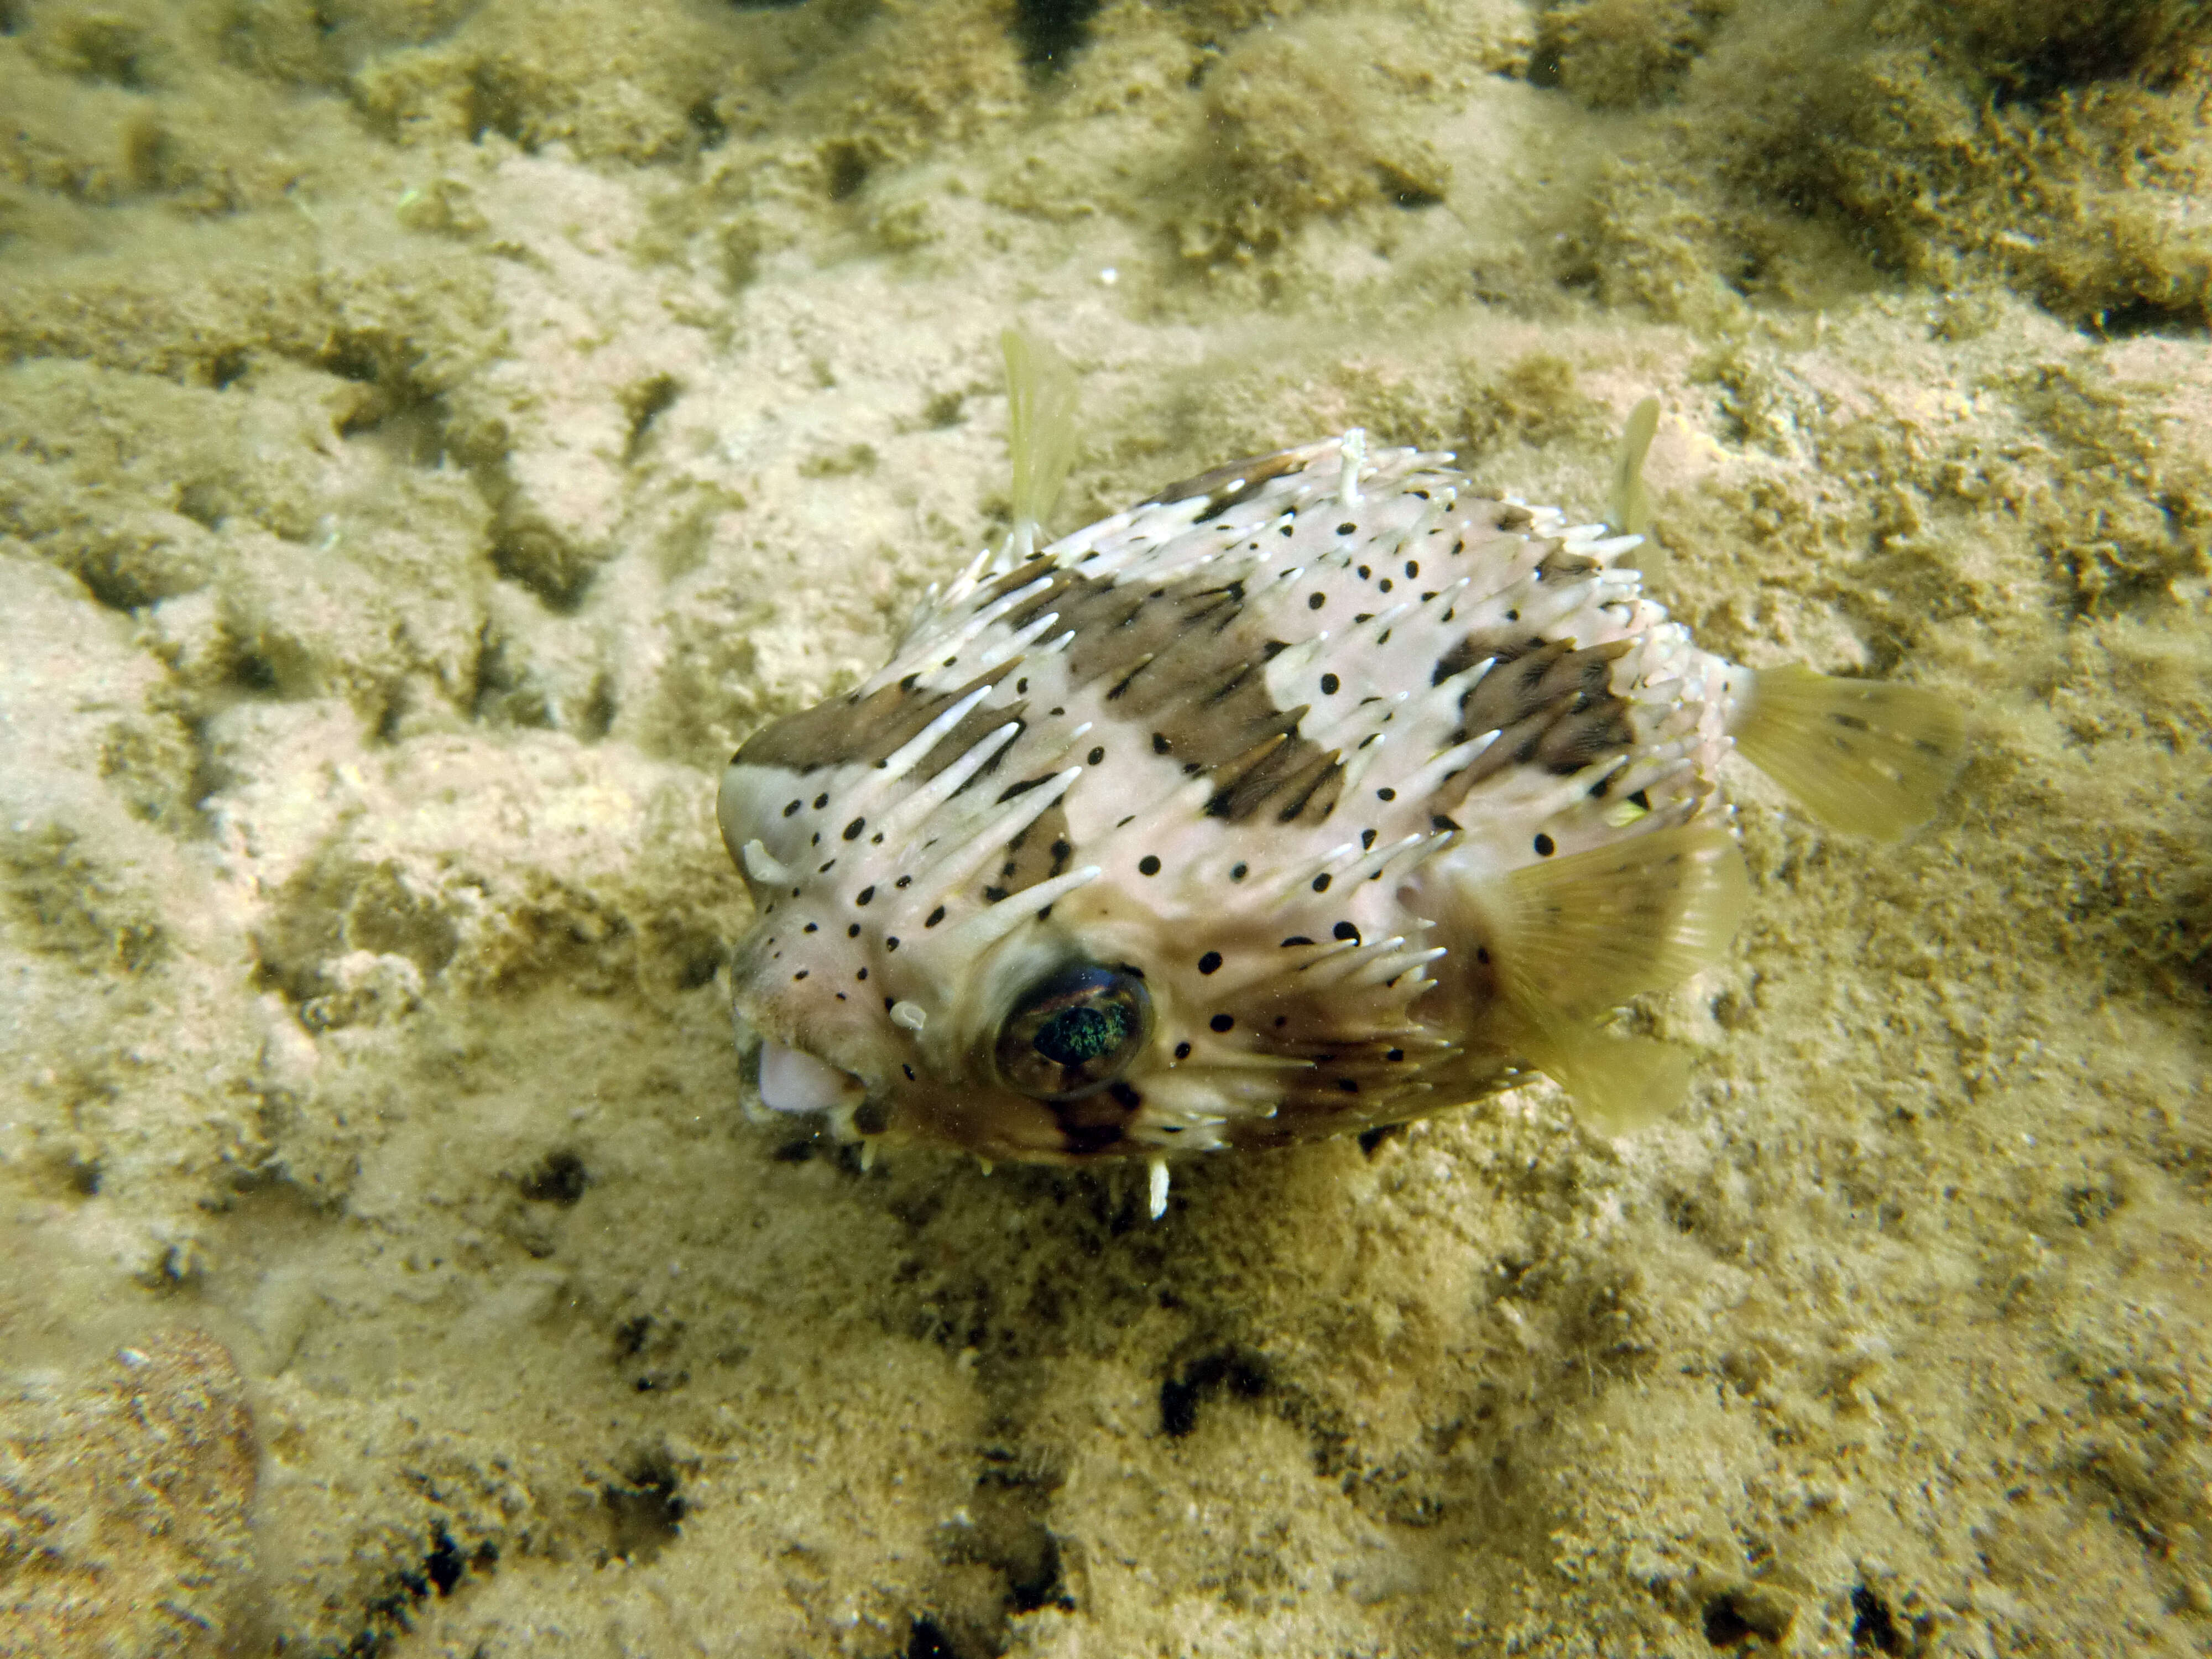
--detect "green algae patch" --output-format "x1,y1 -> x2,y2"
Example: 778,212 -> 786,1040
1552,0 -> 2212,330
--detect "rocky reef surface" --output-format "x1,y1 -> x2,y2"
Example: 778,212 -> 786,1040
3,2 -> 2209,1653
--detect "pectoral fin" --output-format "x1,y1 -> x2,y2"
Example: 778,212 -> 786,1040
1734,665 -> 1966,842
1518,1017 -> 1693,1136
1465,823 -> 1748,1135
1487,823 -> 1750,1019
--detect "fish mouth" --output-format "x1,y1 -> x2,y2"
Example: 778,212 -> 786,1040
756,1040 -> 869,1118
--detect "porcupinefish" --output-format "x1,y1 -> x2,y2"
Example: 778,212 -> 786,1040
716,336 -> 1965,1217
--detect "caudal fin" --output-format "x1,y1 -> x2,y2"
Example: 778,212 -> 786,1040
1734,665 -> 1966,842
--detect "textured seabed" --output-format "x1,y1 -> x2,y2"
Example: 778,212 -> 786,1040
3,2 -> 2210,1655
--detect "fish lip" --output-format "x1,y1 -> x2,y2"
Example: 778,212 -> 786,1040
755,1039 -> 869,1118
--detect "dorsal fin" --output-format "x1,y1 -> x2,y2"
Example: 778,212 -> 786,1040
1607,394 -> 1661,539
1000,327 -> 1078,568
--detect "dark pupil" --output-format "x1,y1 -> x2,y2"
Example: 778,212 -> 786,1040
1035,1001 -> 1129,1067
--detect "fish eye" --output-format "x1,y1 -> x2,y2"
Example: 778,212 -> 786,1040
992,962 -> 1152,1102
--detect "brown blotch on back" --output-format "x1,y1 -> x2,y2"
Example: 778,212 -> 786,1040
735,666 -> 1026,782
1444,635 -> 1636,786
1140,447 -> 1312,521
1021,565 -> 1346,825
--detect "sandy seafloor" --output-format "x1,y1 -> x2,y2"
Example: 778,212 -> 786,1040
3,1 -> 2211,1654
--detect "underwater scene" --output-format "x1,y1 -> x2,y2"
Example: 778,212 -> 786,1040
2,1 -> 2208,1654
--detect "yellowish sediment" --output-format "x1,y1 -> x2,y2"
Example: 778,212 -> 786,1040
3,2 -> 2209,1655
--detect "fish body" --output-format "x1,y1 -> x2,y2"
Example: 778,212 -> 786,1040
717,421 -> 1962,1175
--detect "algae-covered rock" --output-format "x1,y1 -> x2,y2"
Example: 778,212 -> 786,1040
2,0 -> 2209,1654
0,1329 -> 260,1658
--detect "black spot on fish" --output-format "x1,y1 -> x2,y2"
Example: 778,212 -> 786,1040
1198,951 -> 1222,974
1534,833 -> 1556,856
1139,855 -> 1161,877
1320,673 -> 1340,695
1333,921 -> 1360,942
1211,1014 -> 1234,1032
843,817 -> 866,841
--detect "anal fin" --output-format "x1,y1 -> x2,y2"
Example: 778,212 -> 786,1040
1734,664 -> 1966,842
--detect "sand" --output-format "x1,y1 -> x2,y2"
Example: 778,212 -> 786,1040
3,1 -> 2209,1654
